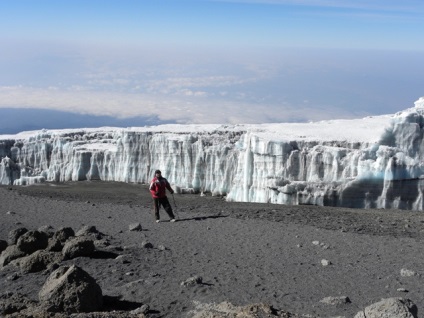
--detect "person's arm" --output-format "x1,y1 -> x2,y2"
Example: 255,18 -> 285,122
165,180 -> 174,194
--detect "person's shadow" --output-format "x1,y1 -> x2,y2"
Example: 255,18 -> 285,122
173,214 -> 228,222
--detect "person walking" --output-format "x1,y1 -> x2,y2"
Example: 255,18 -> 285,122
149,170 -> 176,223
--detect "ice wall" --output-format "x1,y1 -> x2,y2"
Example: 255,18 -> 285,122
2,100 -> 424,210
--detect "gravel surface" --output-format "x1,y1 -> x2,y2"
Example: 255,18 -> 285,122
1,181 -> 424,317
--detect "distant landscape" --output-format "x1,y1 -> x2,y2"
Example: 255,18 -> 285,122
0,108 -> 174,134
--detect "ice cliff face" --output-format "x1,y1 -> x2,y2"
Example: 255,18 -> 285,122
2,99 -> 424,210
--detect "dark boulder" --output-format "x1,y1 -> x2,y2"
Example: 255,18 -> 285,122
18,250 -> 63,274
39,265 -> 103,313
53,227 -> 75,242
16,230 -> 49,254
7,227 -> 28,245
0,245 -> 26,268
62,236 -> 95,259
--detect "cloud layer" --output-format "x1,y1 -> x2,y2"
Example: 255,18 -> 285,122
1,40 -> 423,128
0,85 -> 356,125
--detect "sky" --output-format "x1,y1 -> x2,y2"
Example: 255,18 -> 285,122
0,0 -> 424,133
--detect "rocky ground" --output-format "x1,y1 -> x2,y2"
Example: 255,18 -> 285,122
1,181 -> 424,317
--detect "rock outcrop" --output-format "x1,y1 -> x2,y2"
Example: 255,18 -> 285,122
354,297 -> 418,318
39,265 -> 103,313
16,230 -> 49,254
62,236 -> 95,259
17,250 -> 63,273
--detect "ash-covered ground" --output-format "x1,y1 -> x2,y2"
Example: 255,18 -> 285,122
1,181 -> 424,317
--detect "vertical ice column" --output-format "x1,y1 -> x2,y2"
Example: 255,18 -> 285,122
71,151 -> 92,181
412,179 -> 424,210
377,157 -> 397,208
191,150 -> 205,192
0,156 -> 18,185
242,135 -> 254,202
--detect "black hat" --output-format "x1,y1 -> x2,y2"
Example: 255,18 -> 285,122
155,170 -> 162,174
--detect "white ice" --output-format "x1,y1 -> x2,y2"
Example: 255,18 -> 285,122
1,98 -> 424,210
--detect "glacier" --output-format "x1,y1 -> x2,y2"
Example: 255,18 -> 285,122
2,98 -> 424,210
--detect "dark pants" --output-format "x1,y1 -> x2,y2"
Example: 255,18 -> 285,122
153,197 -> 175,220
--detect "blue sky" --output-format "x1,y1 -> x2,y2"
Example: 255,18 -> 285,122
0,0 -> 424,131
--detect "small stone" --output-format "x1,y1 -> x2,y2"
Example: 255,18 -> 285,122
312,241 -> 320,245
181,275 -> 203,287
6,211 -> 15,215
7,273 -> 20,281
321,259 -> 331,266
115,255 -> 131,264
130,304 -> 150,314
320,296 -> 351,306
400,268 -> 417,277
123,244 -> 137,250
158,245 -> 166,251
129,223 -> 142,231
76,225 -> 98,237
397,288 -> 409,292
141,241 -> 153,248
125,272 -> 134,276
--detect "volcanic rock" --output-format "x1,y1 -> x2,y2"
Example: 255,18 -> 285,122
53,227 -> 75,242
39,265 -> 103,313
354,297 -> 417,318
16,230 -> 49,254
17,250 -> 63,273
76,225 -> 98,237
7,227 -> 28,245
0,245 -> 27,268
62,236 -> 95,259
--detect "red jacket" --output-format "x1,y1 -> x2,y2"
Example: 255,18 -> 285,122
149,176 -> 174,198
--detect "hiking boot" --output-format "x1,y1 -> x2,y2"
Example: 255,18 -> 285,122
156,220 -> 161,223
170,219 -> 176,223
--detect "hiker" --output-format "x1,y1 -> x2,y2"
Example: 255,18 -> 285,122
149,170 -> 176,223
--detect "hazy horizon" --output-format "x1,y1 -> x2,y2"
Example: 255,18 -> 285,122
1,0 -> 423,133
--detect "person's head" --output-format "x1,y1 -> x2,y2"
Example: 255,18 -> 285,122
155,170 -> 162,177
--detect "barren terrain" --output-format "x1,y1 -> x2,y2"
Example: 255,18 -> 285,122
1,181 -> 424,317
